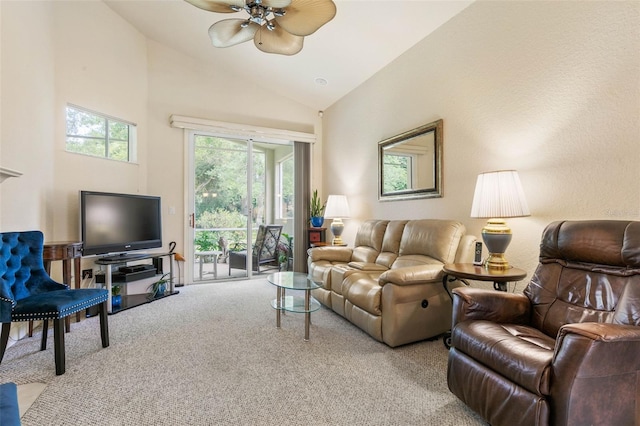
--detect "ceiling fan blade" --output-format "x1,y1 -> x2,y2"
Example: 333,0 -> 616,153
184,0 -> 245,14
254,26 -> 303,56
275,0 -> 336,36
209,19 -> 259,48
262,0 -> 292,8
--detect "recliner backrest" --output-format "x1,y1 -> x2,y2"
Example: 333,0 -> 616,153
524,220 -> 640,338
351,220 -> 389,263
374,220 -> 408,268
393,220 -> 465,268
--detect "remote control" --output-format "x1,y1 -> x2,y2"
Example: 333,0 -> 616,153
473,242 -> 483,265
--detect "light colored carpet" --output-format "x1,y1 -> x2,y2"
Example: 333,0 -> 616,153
1,279 -> 486,425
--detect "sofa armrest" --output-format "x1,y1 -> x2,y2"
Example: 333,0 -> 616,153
307,246 -> 353,263
451,287 -> 530,327
551,322 -> 640,424
378,265 -> 444,286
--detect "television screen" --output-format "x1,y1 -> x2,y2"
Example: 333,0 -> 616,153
80,191 -> 162,257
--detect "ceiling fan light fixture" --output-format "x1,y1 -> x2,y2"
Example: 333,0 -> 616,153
185,0 -> 245,14
186,0 -> 335,55
254,25 -> 303,55
208,19 -> 258,47
275,0 -> 337,36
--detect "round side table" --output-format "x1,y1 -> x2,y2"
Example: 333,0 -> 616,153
441,263 -> 528,349
443,263 -> 527,292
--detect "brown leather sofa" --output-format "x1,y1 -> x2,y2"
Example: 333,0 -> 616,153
447,220 -> 640,426
308,219 -> 476,347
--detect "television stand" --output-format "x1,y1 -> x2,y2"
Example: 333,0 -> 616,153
95,252 -> 177,314
97,252 -> 149,262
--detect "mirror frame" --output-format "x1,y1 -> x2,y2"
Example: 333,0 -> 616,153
378,119 -> 443,201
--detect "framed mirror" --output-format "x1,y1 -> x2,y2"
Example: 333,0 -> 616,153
378,119 -> 443,201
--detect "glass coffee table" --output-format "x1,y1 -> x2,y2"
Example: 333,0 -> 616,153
267,272 -> 321,341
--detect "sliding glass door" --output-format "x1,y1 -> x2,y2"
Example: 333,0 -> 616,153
187,132 -> 294,282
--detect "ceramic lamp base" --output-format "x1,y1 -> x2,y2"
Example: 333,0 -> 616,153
330,219 -> 345,246
482,218 -> 513,270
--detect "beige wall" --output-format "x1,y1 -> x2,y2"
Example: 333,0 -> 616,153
52,1 -> 150,242
1,1 -> 56,231
1,1 -> 317,251
322,1 -> 640,287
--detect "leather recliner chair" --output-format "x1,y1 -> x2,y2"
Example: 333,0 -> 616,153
447,220 -> 640,426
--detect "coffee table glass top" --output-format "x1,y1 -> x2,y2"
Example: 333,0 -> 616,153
267,271 -> 320,291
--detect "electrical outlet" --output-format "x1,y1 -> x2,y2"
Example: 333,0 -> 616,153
82,269 -> 93,279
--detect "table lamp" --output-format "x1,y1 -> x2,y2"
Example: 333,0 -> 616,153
324,195 -> 350,246
470,170 -> 530,270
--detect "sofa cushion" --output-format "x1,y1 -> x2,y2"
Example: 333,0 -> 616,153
344,274 -> 382,316
453,320 -> 555,396
353,220 -> 388,253
374,220 -> 407,268
351,220 -> 389,264
397,220 -> 464,265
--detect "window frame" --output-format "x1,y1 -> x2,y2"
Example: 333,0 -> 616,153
65,104 -> 137,162
276,153 -> 294,220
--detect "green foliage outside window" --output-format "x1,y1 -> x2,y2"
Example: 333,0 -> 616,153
383,154 -> 410,192
195,209 -> 249,251
194,136 -> 265,222
66,105 -> 132,161
280,156 -> 294,219
194,135 -> 267,251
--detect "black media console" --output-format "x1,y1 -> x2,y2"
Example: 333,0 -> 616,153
94,252 -> 177,314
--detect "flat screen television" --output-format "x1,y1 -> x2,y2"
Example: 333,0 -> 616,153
80,190 -> 162,259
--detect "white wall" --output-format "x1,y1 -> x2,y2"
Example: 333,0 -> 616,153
322,1 -> 640,287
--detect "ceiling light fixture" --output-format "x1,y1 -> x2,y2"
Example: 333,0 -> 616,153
185,0 -> 337,56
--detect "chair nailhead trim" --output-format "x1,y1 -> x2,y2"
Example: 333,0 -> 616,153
0,296 -> 16,307
12,294 -> 108,321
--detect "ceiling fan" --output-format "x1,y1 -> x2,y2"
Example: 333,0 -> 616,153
185,0 -> 337,56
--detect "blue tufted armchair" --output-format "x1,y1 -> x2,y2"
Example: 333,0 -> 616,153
0,231 -> 109,375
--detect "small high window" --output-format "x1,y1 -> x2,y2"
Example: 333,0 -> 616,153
65,105 -> 136,162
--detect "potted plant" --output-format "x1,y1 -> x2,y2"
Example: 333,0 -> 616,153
278,233 -> 292,271
148,273 -> 170,299
310,189 -> 325,227
111,285 -> 122,308
278,252 -> 289,271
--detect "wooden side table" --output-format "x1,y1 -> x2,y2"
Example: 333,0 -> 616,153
308,227 -> 326,248
441,263 -> 528,349
443,263 -> 527,293
29,241 -> 83,336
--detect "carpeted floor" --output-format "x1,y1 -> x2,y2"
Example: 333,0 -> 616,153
1,279 -> 486,425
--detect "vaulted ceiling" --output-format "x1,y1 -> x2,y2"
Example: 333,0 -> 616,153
105,0 -> 473,111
